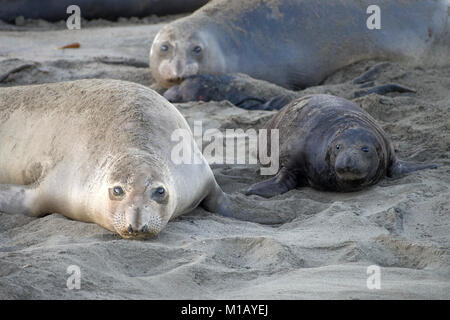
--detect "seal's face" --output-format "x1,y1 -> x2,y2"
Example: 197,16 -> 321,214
329,128 -> 381,187
150,26 -> 205,88
104,161 -> 175,239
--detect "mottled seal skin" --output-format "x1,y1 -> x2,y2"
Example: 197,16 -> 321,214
0,79 -> 232,239
150,0 -> 449,89
246,94 -> 437,197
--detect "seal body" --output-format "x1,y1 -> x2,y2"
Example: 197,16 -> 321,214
0,0 -> 210,22
163,74 -> 295,110
150,0 -> 449,89
246,94 -> 437,197
0,79 -> 229,238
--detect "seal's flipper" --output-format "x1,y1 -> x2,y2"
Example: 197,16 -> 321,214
352,62 -> 390,84
0,184 -> 41,216
235,95 -> 292,110
354,84 -> 416,98
245,168 -> 298,198
201,182 -> 290,224
235,96 -> 268,110
387,159 -> 437,178
262,95 -> 293,110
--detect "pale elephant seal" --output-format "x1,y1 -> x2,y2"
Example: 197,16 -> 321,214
150,0 -> 449,89
0,79 -> 242,239
246,94 -> 437,197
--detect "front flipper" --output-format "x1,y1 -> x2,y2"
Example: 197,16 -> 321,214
245,168 -> 298,198
201,181 -> 292,224
352,62 -> 390,84
235,94 -> 293,110
354,84 -> 416,98
351,62 -> 416,98
387,159 -> 437,178
0,183 -> 41,216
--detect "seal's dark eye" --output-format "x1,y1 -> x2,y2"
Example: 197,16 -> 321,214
336,144 -> 341,150
161,44 -> 168,52
361,146 -> 369,153
193,46 -> 202,54
113,186 -> 124,196
156,187 -> 165,195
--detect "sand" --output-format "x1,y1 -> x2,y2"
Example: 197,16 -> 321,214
0,16 -> 449,299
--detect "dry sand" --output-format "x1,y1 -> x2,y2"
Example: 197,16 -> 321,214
0,17 -> 449,299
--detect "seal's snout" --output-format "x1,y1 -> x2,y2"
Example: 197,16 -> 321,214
120,205 -> 164,239
335,153 -> 368,181
162,60 -> 199,86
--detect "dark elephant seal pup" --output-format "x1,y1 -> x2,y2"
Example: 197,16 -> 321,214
0,79 -> 234,239
150,0 -> 449,89
246,94 -> 437,197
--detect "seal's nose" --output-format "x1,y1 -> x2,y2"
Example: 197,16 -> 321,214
126,223 -> 157,238
165,60 -> 185,84
335,154 -> 367,181
336,157 -> 357,174
123,205 -> 164,238
127,224 -> 148,233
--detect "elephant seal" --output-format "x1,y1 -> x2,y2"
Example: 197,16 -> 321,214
163,74 -> 295,110
163,73 -> 416,110
150,0 -> 449,89
0,0 -> 210,22
0,79 -> 237,239
245,94 -> 437,197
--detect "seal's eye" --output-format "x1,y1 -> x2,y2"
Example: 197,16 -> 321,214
336,144 -> 341,150
160,44 -> 169,52
156,187 -> 165,195
113,186 -> 124,196
361,146 -> 369,153
151,186 -> 168,204
193,46 -> 202,54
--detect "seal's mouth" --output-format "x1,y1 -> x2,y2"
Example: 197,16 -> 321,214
116,224 -> 162,240
118,229 -> 159,240
336,170 -> 368,181
334,152 -> 370,182
166,77 -> 184,85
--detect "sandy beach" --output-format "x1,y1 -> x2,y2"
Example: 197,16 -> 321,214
0,15 -> 449,299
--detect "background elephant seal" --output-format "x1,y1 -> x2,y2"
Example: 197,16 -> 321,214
0,0 -> 210,22
0,79 -> 240,239
150,0 -> 449,89
163,73 -> 295,110
246,94 -> 437,197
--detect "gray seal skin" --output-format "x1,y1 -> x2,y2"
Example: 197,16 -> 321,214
0,0 -> 210,22
163,74 -> 295,110
0,79 -> 233,239
245,94 -> 437,198
150,0 -> 449,90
